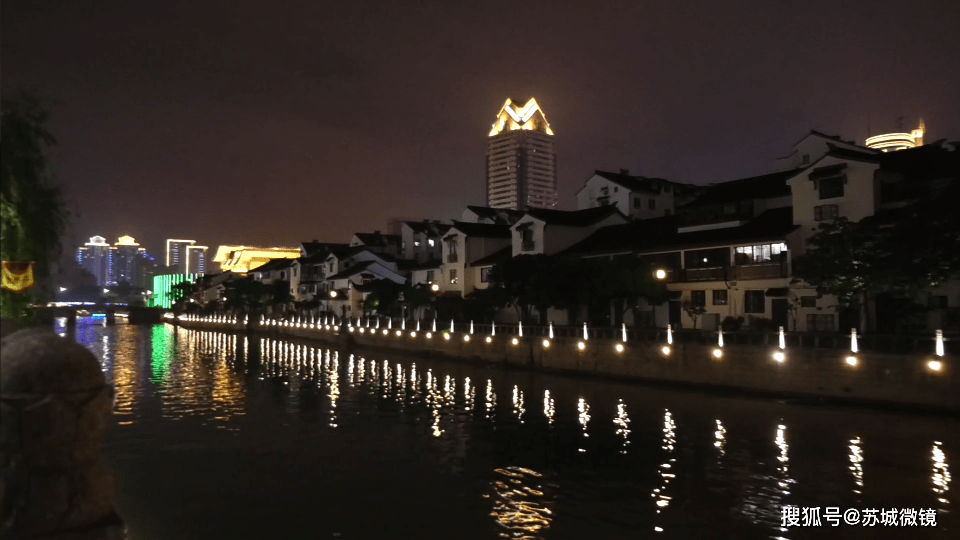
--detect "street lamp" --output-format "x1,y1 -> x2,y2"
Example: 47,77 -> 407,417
431,283 -> 439,292
329,290 -> 337,298
655,269 -> 667,280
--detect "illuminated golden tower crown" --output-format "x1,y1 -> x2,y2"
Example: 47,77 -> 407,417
865,119 -> 925,152
486,98 -> 558,210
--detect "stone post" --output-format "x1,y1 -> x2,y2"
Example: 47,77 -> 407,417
1,329 -> 125,539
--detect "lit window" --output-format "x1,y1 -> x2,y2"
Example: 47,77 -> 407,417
450,269 -> 458,285
414,241 -> 420,247
712,290 -> 728,305
744,290 -> 765,313
800,296 -> 817,308
814,205 -> 838,221
428,239 -> 435,247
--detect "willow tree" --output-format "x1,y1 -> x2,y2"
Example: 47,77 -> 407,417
1,95 -> 69,323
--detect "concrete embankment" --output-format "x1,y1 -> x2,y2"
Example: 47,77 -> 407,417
175,319 -> 959,414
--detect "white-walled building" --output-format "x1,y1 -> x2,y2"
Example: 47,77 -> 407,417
576,170 -> 701,220
511,206 -> 628,256
440,222 -> 512,297
400,221 -> 450,263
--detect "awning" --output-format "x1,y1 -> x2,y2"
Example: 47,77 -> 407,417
808,163 -> 847,181
765,287 -> 789,297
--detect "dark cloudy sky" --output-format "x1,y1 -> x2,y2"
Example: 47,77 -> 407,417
3,0 -> 958,260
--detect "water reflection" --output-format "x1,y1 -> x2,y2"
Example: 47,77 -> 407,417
613,399 -> 630,454
933,441 -> 951,506
512,385 -> 525,424
652,409 -> 676,532
488,466 -> 553,539
714,420 -> 726,457
543,390 -> 555,426
577,397 -> 590,453
68,325 -> 958,539
849,436 -> 864,496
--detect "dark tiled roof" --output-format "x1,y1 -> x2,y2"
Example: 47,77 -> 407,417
470,246 -> 512,267
326,260 -> 376,280
589,171 -> 680,194
403,221 -> 452,235
300,242 -> 349,257
562,208 -> 797,257
249,258 -> 295,273
682,170 -> 797,208
465,206 -> 525,221
823,144 -> 880,163
353,232 -> 401,246
401,258 -> 442,271
522,205 -> 624,227
447,221 -> 512,238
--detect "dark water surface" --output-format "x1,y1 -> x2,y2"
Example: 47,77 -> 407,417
62,320 -> 956,539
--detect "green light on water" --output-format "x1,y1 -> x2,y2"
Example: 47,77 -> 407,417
150,324 -> 173,383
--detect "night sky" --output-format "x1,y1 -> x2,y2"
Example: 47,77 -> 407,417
3,0 -> 959,261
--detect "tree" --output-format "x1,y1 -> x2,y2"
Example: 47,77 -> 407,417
680,299 -> 707,330
362,280 -> 403,315
488,255 -> 559,324
1,95 -> 70,323
222,276 -> 266,313
792,176 -> 960,331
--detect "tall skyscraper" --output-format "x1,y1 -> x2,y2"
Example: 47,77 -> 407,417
486,98 -> 558,210
166,239 -> 196,274
110,235 -> 145,286
78,236 -> 111,286
186,245 -> 208,275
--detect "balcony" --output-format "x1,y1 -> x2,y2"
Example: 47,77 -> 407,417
446,253 -> 458,263
676,261 -> 788,282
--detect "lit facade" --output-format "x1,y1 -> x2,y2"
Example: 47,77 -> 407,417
110,235 -> 144,286
166,239 -> 196,274
186,245 -> 208,275
865,120 -> 925,152
212,245 -> 301,274
78,236 -> 111,286
148,273 -> 200,309
486,98 -> 558,210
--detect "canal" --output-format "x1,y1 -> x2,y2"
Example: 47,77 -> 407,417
62,319 -> 956,539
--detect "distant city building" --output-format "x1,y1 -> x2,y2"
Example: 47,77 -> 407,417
148,273 -> 201,309
110,235 -> 144,286
865,119 -> 925,152
166,239 -> 196,274
486,98 -> 558,210
77,235 -> 111,286
186,245 -> 208,275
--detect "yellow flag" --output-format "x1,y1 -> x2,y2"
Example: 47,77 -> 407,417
1,261 -> 36,293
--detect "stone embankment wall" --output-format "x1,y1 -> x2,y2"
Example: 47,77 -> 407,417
176,318 -> 959,413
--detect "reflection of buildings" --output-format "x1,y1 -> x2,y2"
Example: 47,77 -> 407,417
489,466 -> 553,538
487,98 -> 558,210
78,236 -> 111,286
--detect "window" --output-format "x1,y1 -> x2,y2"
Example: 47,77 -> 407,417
807,314 -> 835,332
734,243 -> 788,265
481,267 -> 493,283
402,240 -> 406,250
801,154 -> 810,165
279,271 -> 286,280
712,290 -> 728,305
634,196 -> 641,208
614,186 -> 618,192
691,290 -> 706,307
929,295 -> 948,309
428,239 -> 435,247
449,269 -> 458,285
800,296 -> 817,308
814,205 -> 838,221
649,199 -> 656,210
293,267 -> 298,277
426,270 -> 435,282
665,209 -> 672,216
521,228 -> 534,251
819,177 -> 845,199
744,290 -> 765,313
414,241 -> 420,247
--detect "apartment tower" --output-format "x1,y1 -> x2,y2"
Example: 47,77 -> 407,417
486,98 -> 558,210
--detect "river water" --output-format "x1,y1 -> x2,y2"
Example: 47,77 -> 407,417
60,319 -> 956,539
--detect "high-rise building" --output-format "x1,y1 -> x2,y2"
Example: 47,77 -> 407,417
110,235 -> 144,286
486,98 -> 558,210
166,239 -> 196,274
78,235 -> 111,286
186,245 -> 208,275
